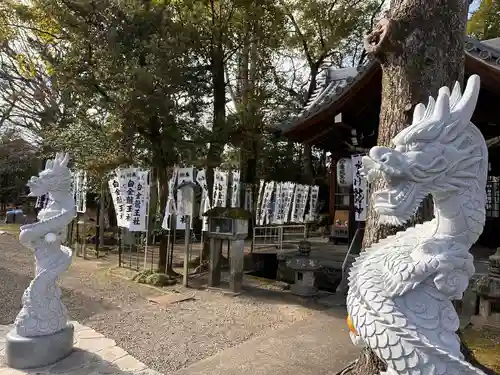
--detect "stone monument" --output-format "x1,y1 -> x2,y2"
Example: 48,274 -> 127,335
5,153 -> 77,369
346,75 -> 489,374
471,248 -> 500,331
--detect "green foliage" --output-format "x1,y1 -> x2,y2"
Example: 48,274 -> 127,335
1,0 -> 383,187
0,130 -> 40,204
468,0 -> 500,40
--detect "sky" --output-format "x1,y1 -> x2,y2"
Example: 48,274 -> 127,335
469,0 -> 480,15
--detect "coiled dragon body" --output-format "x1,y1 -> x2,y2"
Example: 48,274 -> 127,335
16,153 -> 76,337
346,76 -> 488,375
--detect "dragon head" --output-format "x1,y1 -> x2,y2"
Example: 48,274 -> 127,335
361,75 -> 486,225
27,153 -> 72,197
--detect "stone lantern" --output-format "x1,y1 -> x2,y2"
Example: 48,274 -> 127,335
286,241 -> 322,297
472,248 -> 500,330
203,207 -> 252,293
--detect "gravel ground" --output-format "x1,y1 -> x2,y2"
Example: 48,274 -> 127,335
0,233 -> 317,374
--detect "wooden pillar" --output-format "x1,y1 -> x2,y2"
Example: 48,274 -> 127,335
329,157 -> 337,221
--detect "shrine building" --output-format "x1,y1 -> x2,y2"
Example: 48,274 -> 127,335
276,36 -> 500,251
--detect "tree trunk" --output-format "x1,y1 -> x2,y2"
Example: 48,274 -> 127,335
362,0 -> 468,249
157,167 -> 168,274
343,1 -> 488,374
200,11 -> 227,265
98,181 -> 105,247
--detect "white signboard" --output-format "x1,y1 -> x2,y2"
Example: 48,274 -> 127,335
336,158 -> 353,187
74,170 -> 87,213
213,169 -> 228,207
351,155 -> 367,221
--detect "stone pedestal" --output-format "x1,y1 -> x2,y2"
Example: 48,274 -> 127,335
208,238 -> 223,287
229,240 -> 244,293
287,256 -> 322,297
5,323 -> 74,369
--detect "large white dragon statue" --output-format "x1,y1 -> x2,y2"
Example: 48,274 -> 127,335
346,75 -> 488,375
16,153 -> 76,337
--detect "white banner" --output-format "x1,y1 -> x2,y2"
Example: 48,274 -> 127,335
108,176 -> 124,227
176,167 -> 194,216
306,185 -> 320,222
162,168 -> 178,230
255,179 -> 265,222
258,181 -> 274,225
282,182 -> 295,224
244,184 -> 253,212
231,170 -> 241,208
109,167 -> 151,230
291,184 -> 309,223
196,169 -> 210,231
272,182 -> 284,224
352,155 -> 367,221
115,168 -> 130,227
74,170 -> 87,213
213,169 -> 228,207
122,168 -> 140,229
128,170 -> 150,232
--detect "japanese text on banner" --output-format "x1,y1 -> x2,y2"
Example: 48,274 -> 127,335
351,155 -> 367,221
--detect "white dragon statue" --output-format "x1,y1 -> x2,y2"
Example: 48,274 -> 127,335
15,153 -> 76,337
346,75 -> 488,375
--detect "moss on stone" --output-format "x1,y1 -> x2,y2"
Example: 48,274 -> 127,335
132,270 -> 177,286
145,273 -> 177,286
131,269 -> 154,283
202,207 -> 252,220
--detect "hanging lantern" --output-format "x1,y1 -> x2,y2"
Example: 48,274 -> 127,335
336,158 -> 353,187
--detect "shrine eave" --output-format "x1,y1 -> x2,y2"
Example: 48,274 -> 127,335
278,36 -> 500,143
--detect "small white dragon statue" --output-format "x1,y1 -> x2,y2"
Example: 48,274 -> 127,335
16,153 -> 76,337
346,75 -> 488,375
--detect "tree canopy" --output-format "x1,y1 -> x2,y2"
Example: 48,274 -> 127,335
468,0 -> 500,40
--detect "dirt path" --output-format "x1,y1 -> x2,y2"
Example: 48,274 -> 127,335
0,233 -> 319,374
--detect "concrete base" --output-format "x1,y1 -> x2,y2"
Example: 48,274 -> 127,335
4,323 -> 74,369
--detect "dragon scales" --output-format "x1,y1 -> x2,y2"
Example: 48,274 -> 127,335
346,75 -> 488,375
15,153 -> 76,337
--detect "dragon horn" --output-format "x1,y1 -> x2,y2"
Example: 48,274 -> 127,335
431,86 -> 450,122
453,74 -> 480,122
45,159 -> 54,170
443,75 -> 481,142
60,153 -> 70,167
412,103 -> 426,125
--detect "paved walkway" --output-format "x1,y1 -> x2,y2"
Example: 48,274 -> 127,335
173,307 -> 359,375
0,310 -> 358,375
0,321 -> 160,375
